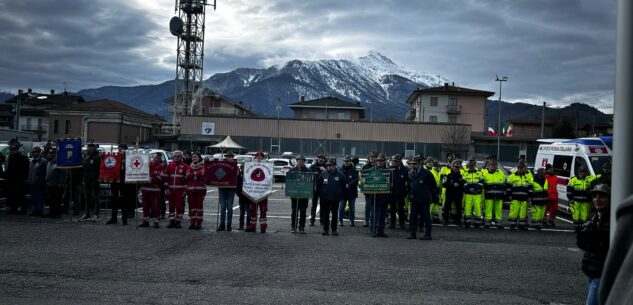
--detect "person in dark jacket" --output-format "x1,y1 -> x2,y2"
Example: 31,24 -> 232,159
577,183 -> 611,305
407,156 -> 437,240
28,147 -> 48,216
236,164 -> 250,230
45,148 -> 68,218
316,158 -> 346,236
289,155 -> 311,233
106,144 -> 134,225
81,143 -> 101,221
389,154 -> 409,230
338,155 -> 358,227
362,152 -> 377,227
309,153 -> 327,226
5,139 -> 29,215
372,153 -> 391,238
442,160 -> 465,226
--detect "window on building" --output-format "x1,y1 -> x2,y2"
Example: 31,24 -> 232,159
54,120 -> 59,133
337,112 -> 349,120
449,97 -> 457,106
65,120 -> 71,134
448,116 -> 457,123
37,118 -> 42,129
429,116 -> 438,122
430,97 -> 438,107
315,112 -> 325,119
26,118 -> 32,130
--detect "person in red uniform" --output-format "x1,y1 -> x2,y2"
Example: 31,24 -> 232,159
163,150 -> 190,228
138,153 -> 165,228
246,151 -> 269,233
186,152 -> 206,230
544,163 -> 559,227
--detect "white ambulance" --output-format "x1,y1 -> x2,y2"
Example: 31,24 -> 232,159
534,138 -> 611,205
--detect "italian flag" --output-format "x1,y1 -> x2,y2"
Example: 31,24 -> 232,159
502,123 -> 514,137
487,126 -> 496,136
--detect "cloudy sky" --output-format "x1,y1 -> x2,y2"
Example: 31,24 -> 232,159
0,0 -> 617,112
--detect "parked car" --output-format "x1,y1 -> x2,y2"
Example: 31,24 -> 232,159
235,154 -> 253,166
269,158 -> 296,181
356,158 -> 368,170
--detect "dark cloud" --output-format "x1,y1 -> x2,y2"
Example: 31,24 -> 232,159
0,0 -> 617,112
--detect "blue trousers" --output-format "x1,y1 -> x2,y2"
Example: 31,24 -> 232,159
218,188 -> 235,225
364,195 -> 374,226
586,277 -> 600,305
29,184 -> 46,213
238,198 -> 250,227
339,198 -> 356,222
410,196 -> 432,236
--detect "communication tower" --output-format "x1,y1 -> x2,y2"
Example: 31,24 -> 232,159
169,0 -> 216,134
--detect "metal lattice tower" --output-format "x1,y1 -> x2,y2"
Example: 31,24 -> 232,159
171,0 -> 216,134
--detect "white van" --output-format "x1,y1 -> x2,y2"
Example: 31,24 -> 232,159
534,138 -> 611,204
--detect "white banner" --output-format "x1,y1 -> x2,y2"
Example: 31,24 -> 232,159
125,151 -> 150,183
202,122 -> 215,135
242,161 -> 273,203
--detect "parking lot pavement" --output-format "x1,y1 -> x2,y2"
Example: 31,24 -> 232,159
0,182 -> 587,305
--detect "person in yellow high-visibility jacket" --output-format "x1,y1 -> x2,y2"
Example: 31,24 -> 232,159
507,162 -> 533,230
439,160 -> 452,224
567,166 -> 595,229
529,168 -> 549,230
428,160 -> 442,223
462,160 -> 484,228
482,159 -> 506,228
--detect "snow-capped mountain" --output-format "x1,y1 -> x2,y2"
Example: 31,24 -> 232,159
78,51 -> 447,120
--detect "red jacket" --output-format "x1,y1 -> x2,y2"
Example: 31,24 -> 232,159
141,161 -> 165,192
186,164 -> 206,193
163,161 -> 190,190
545,173 -> 559,200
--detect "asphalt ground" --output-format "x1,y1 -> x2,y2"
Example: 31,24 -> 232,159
0,183 -> 587,305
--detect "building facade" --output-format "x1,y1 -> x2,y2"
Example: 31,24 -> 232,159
289,97 -> 365,121
176,115 -> 471,159
47,99 -> 164,145
406,83 -> 494,134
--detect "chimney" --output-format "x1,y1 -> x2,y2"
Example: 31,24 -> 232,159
444,83 -> 448,87
50,89 -> 55,95
300,96 -> 305,102
451,82 -> 455,86
28,88 -> 32,93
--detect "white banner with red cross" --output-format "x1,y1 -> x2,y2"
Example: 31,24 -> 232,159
125,150 -> 150,183
242,161 -> 274,203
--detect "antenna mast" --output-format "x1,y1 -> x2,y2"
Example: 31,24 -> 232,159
170,0 -> 216,135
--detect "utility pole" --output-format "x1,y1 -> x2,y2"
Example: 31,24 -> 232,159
15,89 -> 22,131
541,101 -> 546,138
495,75 -> 508,160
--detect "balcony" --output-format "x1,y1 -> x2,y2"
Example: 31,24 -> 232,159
446,105 -> 462,114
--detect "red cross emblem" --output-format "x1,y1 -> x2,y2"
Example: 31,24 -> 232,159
133,159 -> 141,168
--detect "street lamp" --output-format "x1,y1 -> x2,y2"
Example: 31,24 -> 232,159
495,75 -> 508,160
275,98 -> 281,154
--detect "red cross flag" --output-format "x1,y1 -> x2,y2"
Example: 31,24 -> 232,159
125,150 -> 150,183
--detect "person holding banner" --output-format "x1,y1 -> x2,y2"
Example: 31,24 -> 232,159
309,153 -> 327,226
361,151 -> 377,227
139,153 -> 165,228
246,151 -> 271,233
186,152 -> 206,230
407,156 -> 437,240
106,144 -> 135,226
316,158 -> 347,236
44,148 -> 68,218
371,154 -> 391,238
338,155 -> 358,227
288,155 -> 311,233
164,150 -> 190,229
216,151 -> 237,232
27,147 -> 47,217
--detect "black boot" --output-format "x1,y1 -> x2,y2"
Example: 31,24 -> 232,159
407,233 -> 417,240
106,218 -> 117,225
217,224 -> 226,232
138,221 -> 150,228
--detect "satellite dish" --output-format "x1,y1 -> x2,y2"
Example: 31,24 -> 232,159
169,16 -> 184,36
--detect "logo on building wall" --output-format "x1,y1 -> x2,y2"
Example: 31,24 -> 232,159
202,122 -> 215,135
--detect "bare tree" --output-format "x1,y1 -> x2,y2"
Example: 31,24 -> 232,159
442,124 -> 470,158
